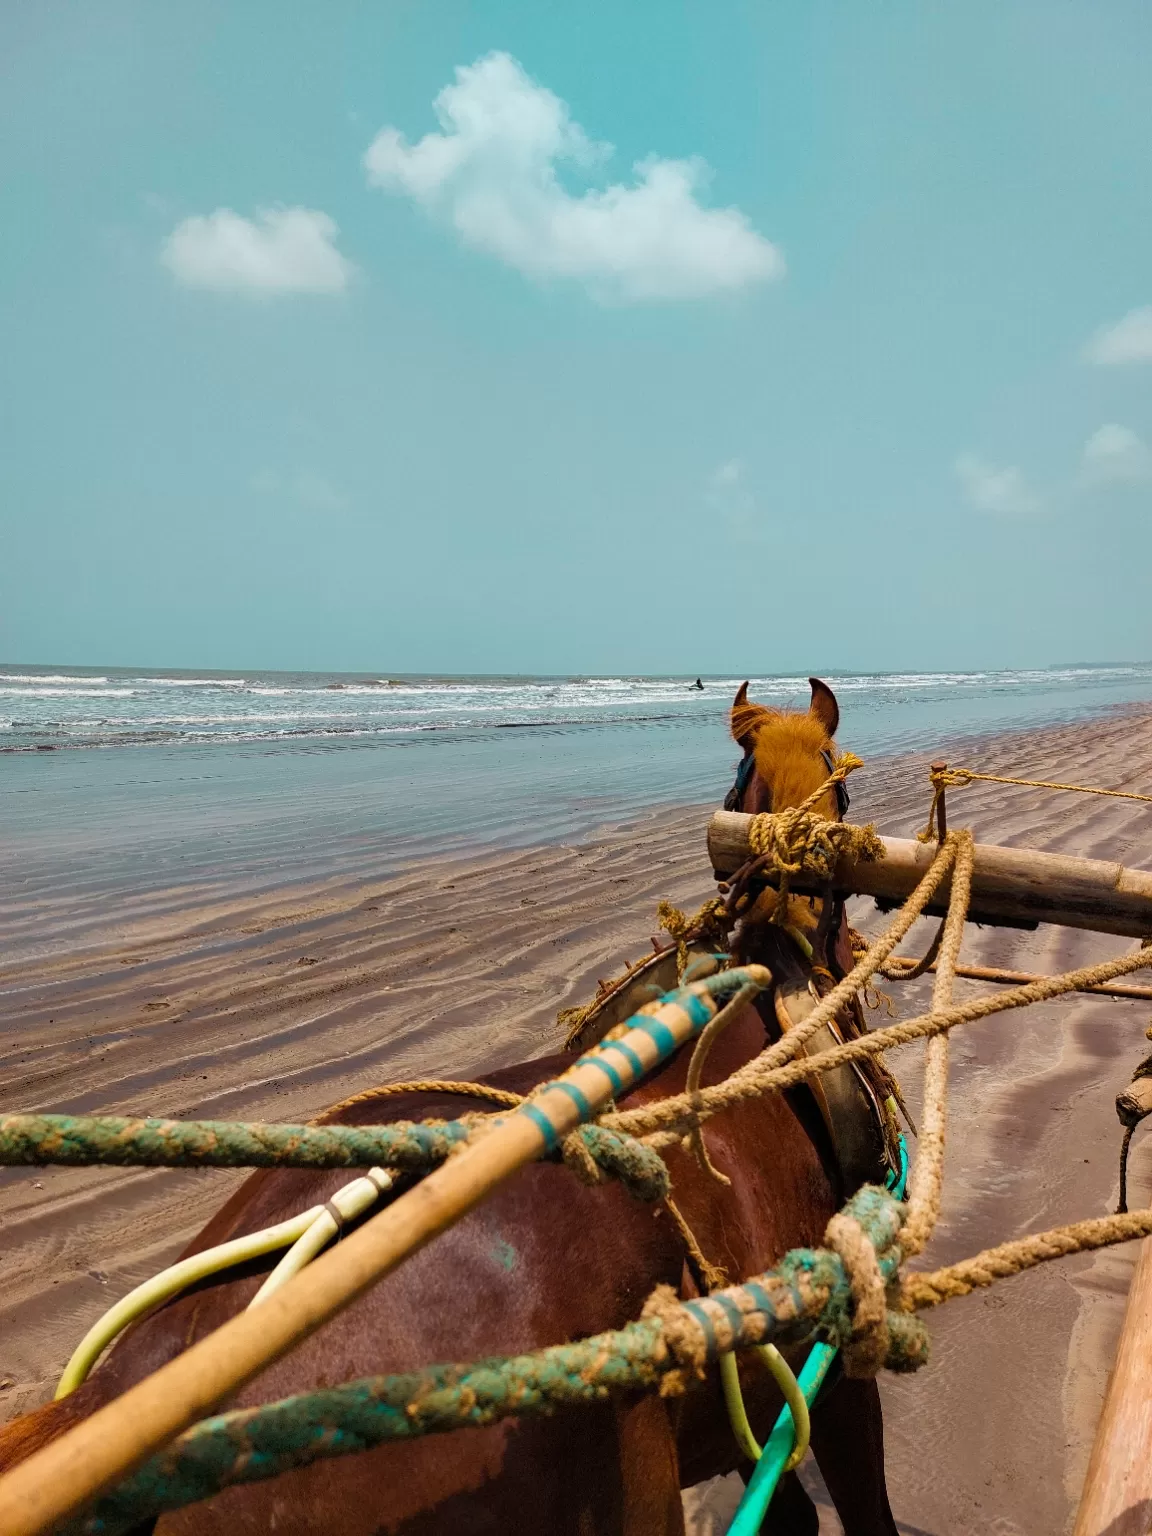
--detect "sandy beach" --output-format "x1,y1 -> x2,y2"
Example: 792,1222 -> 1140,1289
5,706 -> 1152,1534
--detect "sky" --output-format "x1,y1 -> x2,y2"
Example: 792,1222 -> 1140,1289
2,1 -> 1151,676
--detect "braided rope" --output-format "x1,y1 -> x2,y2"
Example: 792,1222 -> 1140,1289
901,1209 -> 1152,1309
900,830 -> 972,1258
0,1111 -> 670,1203
0,1114 -> 471,1171
936,764 -> 1152,804
313,1079 -> 523,1123
917,761 -> 1152,842
603,923 -> 1152,1151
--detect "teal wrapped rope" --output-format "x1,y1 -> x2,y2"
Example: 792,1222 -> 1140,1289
63,1189 -> 928,1536
0,1113 -> 670,1201
0,1112 -> 470,1171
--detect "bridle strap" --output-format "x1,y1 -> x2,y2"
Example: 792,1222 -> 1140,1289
726,745 -> 850,818
724,749 -> 757,811
820,747 -> 851,819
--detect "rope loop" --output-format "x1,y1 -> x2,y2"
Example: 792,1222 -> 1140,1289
562,1125 -> 671,1202
918,760 -> 1152,842
743,808 -> 883,923
824,1208 -> 891,1377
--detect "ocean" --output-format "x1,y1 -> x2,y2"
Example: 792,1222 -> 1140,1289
5,662 -> 1152,958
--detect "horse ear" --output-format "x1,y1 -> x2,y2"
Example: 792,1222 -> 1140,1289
808,677 -> 839,737
730,682 -> 754,746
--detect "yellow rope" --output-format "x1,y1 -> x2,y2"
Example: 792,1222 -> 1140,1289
657,896 -> 733,979
900,831 -> 972,1259
919,762 -> 1152,842
746,811 -> 883,924
664,1197 -> 729,1291
314,1079 -> 523,1123
557,897 -> 734,1046
936,765 -> 1152,803
902,1207 -> 1152,1311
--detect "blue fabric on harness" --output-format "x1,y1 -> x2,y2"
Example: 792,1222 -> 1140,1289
725,745 -> 850,816
723,750 -> 758,811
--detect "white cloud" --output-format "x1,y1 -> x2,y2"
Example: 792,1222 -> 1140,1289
1081,424 -> 1152,485
706,458 -> 757,531
1084,307 -> 1152,365
954,454 -> 1041,515
363,52 -> 782,302
162,207 -> 354,296
251,470 -> 346,509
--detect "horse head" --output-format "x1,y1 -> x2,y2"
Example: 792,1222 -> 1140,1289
726,676 -> 844,819
723,676 -> 848,966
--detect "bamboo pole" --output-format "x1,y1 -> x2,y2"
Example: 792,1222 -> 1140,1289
0,968 -> 768,1536
880,955 -> 1152,1002
1072,1238 -> 1152,1536
708,814 -> 1152,940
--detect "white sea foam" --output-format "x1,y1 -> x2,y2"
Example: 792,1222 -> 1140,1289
0,687 -> 135,699
0,674 -> 110,685
130,677 -> 250,688
4,664 -> 1151,755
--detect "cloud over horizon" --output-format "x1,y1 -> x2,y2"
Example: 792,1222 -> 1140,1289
954,454 -> 1041,515
1084,306 -> 1152,365
706,457 -> 758,533
363,52 -> 782,302
162,207 -> 354,296
1081,423 -> 1152,485
251,468 -> 347,509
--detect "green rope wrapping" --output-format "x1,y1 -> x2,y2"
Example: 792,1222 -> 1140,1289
63,1189 -> 927,1536
575,1125 -> 669,1202
0,1113 -> 471,1171
0,1113 -> 669,1202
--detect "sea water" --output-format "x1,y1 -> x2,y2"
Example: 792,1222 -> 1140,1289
4,664 -> 1152,949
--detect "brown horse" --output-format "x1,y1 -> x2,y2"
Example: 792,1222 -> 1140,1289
0,680 -> 900,1536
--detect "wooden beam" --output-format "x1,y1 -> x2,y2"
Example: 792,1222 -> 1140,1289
1072,1238 -> 1152,1536
707,813 -> 1152,940
880,955 -> 1152,1003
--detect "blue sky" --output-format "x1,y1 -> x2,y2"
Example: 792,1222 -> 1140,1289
2,2 -> 1151,674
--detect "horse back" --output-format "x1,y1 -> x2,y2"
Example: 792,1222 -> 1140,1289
0,1009 -> 837,1533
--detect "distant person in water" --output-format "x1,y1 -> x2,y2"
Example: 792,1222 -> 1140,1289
692,677 -> 704,690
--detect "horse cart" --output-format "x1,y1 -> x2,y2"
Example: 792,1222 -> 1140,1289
2,681 -> 1152,1535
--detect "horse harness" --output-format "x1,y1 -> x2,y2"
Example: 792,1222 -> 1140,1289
725,745 -> 850,818
723,745 -> 901,1200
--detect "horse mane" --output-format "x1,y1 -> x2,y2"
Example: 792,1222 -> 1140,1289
730,697 -> 838,815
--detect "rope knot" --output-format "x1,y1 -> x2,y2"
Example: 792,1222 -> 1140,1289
917,766 -> 974,843
823,1208 -> 891,1377
743,811 -> 883,924
657,897 -> 734,979
559,1125 -> 671,1202
640,1282 -> 707,1394
819,1187 -> 930,1376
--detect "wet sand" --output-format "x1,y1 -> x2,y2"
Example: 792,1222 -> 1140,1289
4,708 -> 1152,1534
